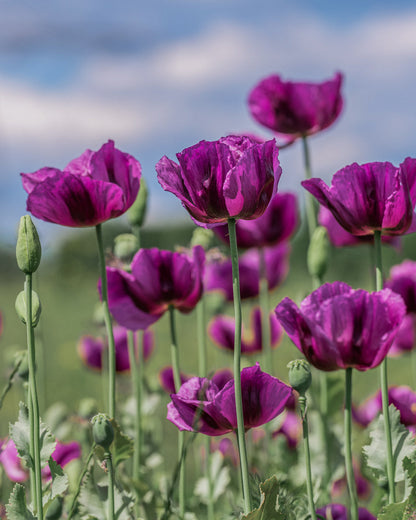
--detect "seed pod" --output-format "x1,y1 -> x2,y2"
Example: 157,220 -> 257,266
15,290 -> 42,328
307,226 -> 330,279
91,413 -> 114,451
113,233 -> 139,262
16,215 -> 42,274
190,228 -> 214,251
287,359 -> 312,396
127,178 -> 148,229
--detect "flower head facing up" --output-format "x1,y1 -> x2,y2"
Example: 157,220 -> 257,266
104,245 -> 205,330
156,135 -> 281,224
22,140 -> 141,227
248,72 -> 343,139
302,159 -> 416,237
167,363 -> 292,436
275,282 -> 406,371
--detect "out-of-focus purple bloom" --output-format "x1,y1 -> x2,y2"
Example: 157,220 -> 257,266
212,437 -> 239,466
248,73 -> 343,139
104,246 -> 205,330
167,363 -> 292,436
388,314 -> 416,356
204,244 -> 289,301
353,386 -> 416,433
302,159 -> 416,237
275,282 -> 406,371
210,368 -> 233,390
213,192 -> 298,249
316,504 -> 376,520
78,326 -> 154,372
156,135 -> 281,225
21,140 -> 141,227
331,460 -> 371,500
208,307 -> 282,355
42,441 -> 81,480
272,410 -> 301,449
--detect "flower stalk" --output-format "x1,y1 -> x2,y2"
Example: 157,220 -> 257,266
127,331 -> 142,481
344,368 -> 359,520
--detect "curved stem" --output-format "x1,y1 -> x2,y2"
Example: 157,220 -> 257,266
344,368 -> 359,520
299,395 -> 317,520
96,224 -> 116,419
228,218 -> 252,514
105,451 -> 115,520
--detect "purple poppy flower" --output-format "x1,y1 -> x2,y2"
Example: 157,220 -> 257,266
204,243 -> 289,301
272,410 -> 301,449
159,366 -> 192,394
78,326 -> 154,372
167,363 -> 292,436
42,441 -> 81,480
386,260 -> 416,313
331,460 -> 372,500
316,504 -> 376,520
213,192 -> 298,249
275,282 -> 406,371
104,246 -> 205,330
156,135 -> 282,225
211,437 -> 239,466
208,307 -> 282,355
248,73 -> 343,139
21,140 -> 141,227
388,314 -> 416,356
302,159 -> 416,237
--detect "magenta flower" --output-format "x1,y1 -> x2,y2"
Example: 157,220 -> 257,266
41,441 -> 81,480
21,140 -> 141,227
159,367 -> 192,394
78,326 -> 154,372
104,246 -> 205,330
386,260 -> 416,313
248,72 -> 343,139
272,410 -> 301,449
212,192 -> 298,249
167,363 -> 292,436
275,282 -> 406,371
208,307 -> 282,355
302,159 -> 416,237
331,460 -> 371,500
316,504 -> 375,520
204,243 -> 289,301
156,135 -> 281,225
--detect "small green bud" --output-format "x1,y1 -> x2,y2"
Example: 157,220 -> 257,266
287,359 -> 312,395
15,290 -> 42,328
190,228 -> 214,250
127,178 -> 148,229
45,497 -> 63,520
113,233 -> 139,261
16,215 -> 42,274
78,398 -> 99,420
307,226 -> 330,279
91,413 -> 114,450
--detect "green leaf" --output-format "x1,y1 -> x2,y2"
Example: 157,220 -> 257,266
111,419 -> 134,467
42,457 -> 69,508
241,476 -> 285,520
363,405 -> 416,483
194,452 -> 231,504
6,483 -> 36,520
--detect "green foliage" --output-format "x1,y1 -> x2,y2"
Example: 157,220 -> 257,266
94,419 -> 134,467
378,454 -> 416,519
241,476 -> 285,520
194,452 -> 230,504
42,457 -> 69,508
6,483 -> 36,520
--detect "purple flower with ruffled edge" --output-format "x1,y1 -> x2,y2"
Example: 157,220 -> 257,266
78,326 -> 154,372
159,367 -> 233,394
42,441 -> 81,480
156,135 -> 282,225
204,243 -> 289,301
21,140 -> 141,227
302,159 -> 416,237
248,73 -> 343,139
213,192 -> 298,249
316,504 -> 375,520
208,307 -> 282,355
275,282 -> 406,371
331,460 -> 372,500
103,246 -> 205,330
167,363 -> 292,436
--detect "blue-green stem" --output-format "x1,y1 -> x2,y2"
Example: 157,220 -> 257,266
374,230 -> 396,503
259,249 -> 272,373
169,306 -> 185,518
27,386 -> 36,511
105,451 -> 115,520
95,224 -> 116,419
344,368 -> 359,520
227,218 -> 252,514
298,395 -> 317,520
25,275 -> 43,520
127,331 -> 142,481
301,135 -> 317,243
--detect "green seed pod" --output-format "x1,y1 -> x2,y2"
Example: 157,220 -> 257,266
307,226 -> 330,279
113,233 -> 139,262
15,290 -> 42,328
45,496 -> 63,520
287,359 -> 312,396
190,228 -> 214,251
16,215 -> 42,274
127,178 -> 148,229
91,413 -> 114,450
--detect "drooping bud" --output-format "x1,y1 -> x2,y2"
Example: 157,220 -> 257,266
127,177 -> 148,230
15,290 -> 42,328
307,226 -> 330,279
287,359 -> 312,396
113,233 -> 139,262
190,228 -> 214,251
91,413 -> 114,451
16,215 -> 42,274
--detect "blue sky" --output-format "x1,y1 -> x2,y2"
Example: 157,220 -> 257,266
1,0 -> 416,247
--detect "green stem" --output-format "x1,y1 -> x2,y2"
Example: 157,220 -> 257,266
298,395 -> 317,520
374,230 -> 396,503
105,451 -> 115,520
67,445 -> 96,520
344,368 -> 359,520
169,306 -> 185,518
302,135 -> 317,241
25,275 -> 43,520
259,249 -> 272,373
28,386 -> 36,511
96,224 -> 116,419
227,218 -> 252,514
127,331 -> 142,481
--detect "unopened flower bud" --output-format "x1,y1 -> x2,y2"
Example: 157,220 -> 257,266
15,290 -> 42,328
91,413 -> 114,450
190,228 -> 214,250
127,178 -> 148,229
45,497 -> 63,520
16,215 -> 42,274
287,359 -> 312,395
113,233 -> 139,262
307,226 -> 330,279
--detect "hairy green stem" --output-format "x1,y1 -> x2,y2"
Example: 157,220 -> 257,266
228,218 -> 252,514
344,368 -> 359,520
298,395 -> 317,520
105,451 -> 115,520
67,445 -> 95,520
127,331 -> 142,481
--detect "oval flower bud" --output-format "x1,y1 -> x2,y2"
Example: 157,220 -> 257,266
15,290 -> 42,328
287,359 -> 312,395
16,215 -> 42,274
190,228 -> 214,251
113,233 -> 139,262
127,177 -> 148,229
307,225 -> 330,279
91,414 -> 114,451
